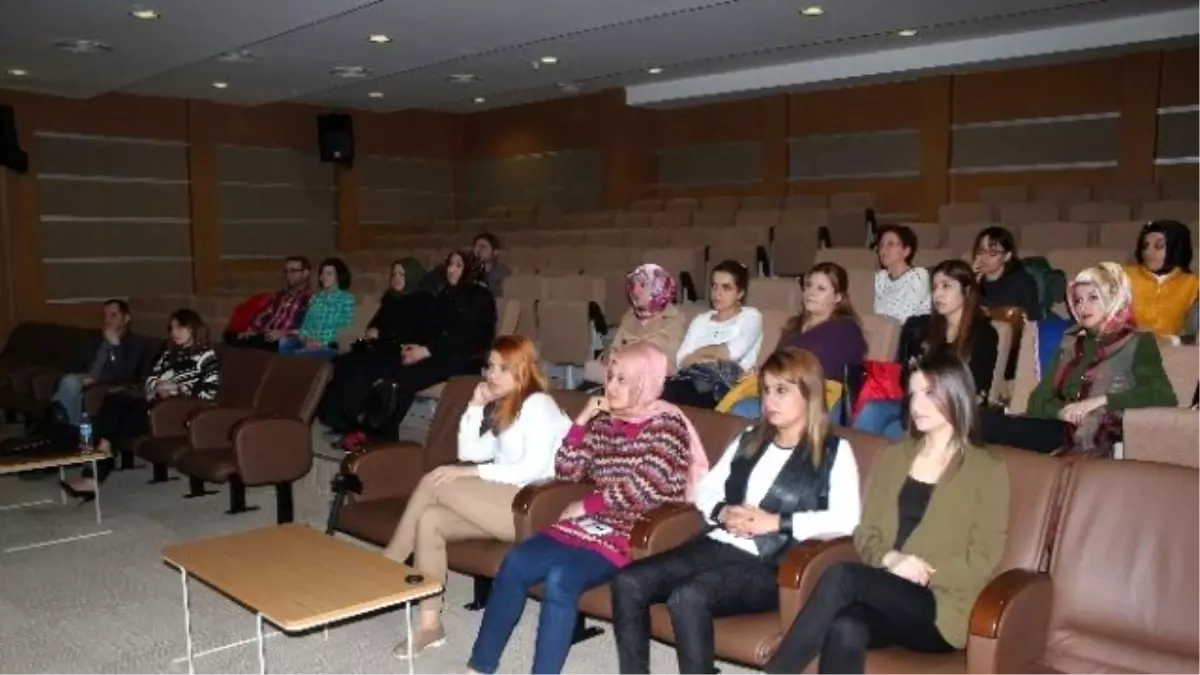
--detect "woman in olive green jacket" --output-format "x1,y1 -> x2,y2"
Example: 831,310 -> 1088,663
766,352 -> 1009,674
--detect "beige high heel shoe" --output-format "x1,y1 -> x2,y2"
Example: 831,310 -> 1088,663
392,624 -> 446,660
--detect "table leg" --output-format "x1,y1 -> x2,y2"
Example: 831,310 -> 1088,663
59,467 -> 67,505
405,602 -> 414,675
181,569 -> 195,675
257,612 -> 266,675
91,460 -> 102,525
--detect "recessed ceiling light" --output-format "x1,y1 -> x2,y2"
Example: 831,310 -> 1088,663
217,49 -> 256,63
6,68 -> 28,77
646,67 -> 664,75
473,96 -> 486,104
368,91 -> 384,99
799,6 -> 825,16
446,73 -> 482,84
53,39 -> 113,54
367,34 -> 391,44
129,7 -> 160,20
897,28 -> 919,37
539,56 -> 559,64
330,65 -> 372,79
212,81 -> 229,89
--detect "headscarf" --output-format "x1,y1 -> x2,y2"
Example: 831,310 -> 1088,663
420,250 -> 486,295
626,263 -> 677,321
1138,220 -> 1194,275
606,342 -> 709,501
1068,262 -> 1134,336
387,257 -> 425,298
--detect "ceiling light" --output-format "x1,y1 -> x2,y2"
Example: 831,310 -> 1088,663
212,81 -> 229,89
53,39 -> 113,54
646,67 -> 664,75
446,73 -> 482,84
539,56 -> 559,64
6,68 -> 28,77
129,7 -> 160,20
367,34 -> 392,44
330,65 -> 372,78
896,28 -> 919,37
473,96 -> 486,104
368,91 -> 384,99
799,6 -> 825,16
217,49 -> 256,63
557,82 -> 581,94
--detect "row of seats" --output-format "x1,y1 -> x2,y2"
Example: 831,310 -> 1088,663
937,199 -> 1198,226
331,377 -> 1199,673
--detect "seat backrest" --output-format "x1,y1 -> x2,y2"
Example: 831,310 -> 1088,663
545,274 -> 605,306
945,223 -> 986,256
911,247 -> 957,269
536,301 -> 592,366
701,196 -> 739,212
831,426 -> 891,494
780,207 -> 829,229
979,185 -> 1029,205
1000,201 -> 1059,227
989,447 -> 1067,572
748,278 -> 801,312
1046,460 -> 1199,673
1140,199 -> 1200,222
1096,182 -> 1160,205
0,322 -> 53,364
859,313 -> 901,361
939,202 -> 994,226
666,197 -> 699,213
1007,318 -> 1039,414
742,195 -> 783,210
829,192 -> 874,211
1123,408 -> 1199,467
1045,248 -> 1128,280
615,212 -> 652,230
784,194 -> 827,209
422,376 -> 483,470
989,319 -> 1013,403
1161,180 -> 1199,201
1032,183 -> 1092,208
550,387 -> 591,419
218,347 -> 275,408
629,198 -> 663,213
496,297 -> 520,335
1095,220 -> 1145,249
758,309 -> 791,365
254,356 -> 332,421
1067,201 -> 1131,223
815,247 -> 878,271
681,405 -> 755,465
735,209 -> 782,230
900,221 -> 943,249
772,226 -> 821,276
650,210 -> 692,230
1019,222 -> 1090,251
1158,344 -> 1198,406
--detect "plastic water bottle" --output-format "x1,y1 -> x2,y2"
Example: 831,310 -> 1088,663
78,412 -> 93,452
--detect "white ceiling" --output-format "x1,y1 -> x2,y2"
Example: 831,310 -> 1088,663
0,0 -> 1195,113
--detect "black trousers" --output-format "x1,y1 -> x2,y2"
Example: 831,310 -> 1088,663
91,393 -> 152,481
363,357 -> 481,442
979,408 -> 1065,454
222,331 -> 278,352
765,562 -> 952,674
611,536 -> 780,674
317,347 -> 399,433
659,377 -> 721,410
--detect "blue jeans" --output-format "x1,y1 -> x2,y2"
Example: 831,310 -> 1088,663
51,373 -> 87,425
730,397 -> 848,426
277,337 -> 337,360
468,533 -> 618,674
852,399 -> 906,440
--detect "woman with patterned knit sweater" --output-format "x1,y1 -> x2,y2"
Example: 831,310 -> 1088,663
65,309 -> 220,496
466,342 -> 709,675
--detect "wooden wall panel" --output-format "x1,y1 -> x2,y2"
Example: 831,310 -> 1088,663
788,81 -> 922,135
657,97 -> 777,148
950,167 -> 1118,202
466,91 -> 618,159
0,91 -> 187,141
953,58 -> 1123,123
790,178 -> 924,216
1159,47 -> 1199,107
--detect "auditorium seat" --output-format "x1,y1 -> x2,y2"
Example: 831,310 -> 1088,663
735,208 -> 783,230
747,278 -> 801,312
1095,220 -> 1147,249
829,192 -> 874,211
1123,408 -> 1198,467
784,193 -> 827,209
701,195 -> 739,212
978,185 -> 1029,204
945,223 -> 989,255
815,247 -> 878,271
911,247 -> 956,268
1019,222 -> 1090,251
899,221 -> 943,248
1161,180 -> 1200,201
1068,201 -> 1131,223
858,313 -> 901,361
692,210 -> 735,229
1046,247 -> 1128,279
1033,183 -> 1092,215
844,268 -> 875,316
771,225 -> 821,276
1140,199 -> 1199,222
939,202 -> 994,226
1096,182 -> 1160,205
665,197 -> 700,213
780,207 -> 830,230
742,195 -> 783,210
999,201 -> 1059,227
615,212 -> 652,230
629,198 -> 663,213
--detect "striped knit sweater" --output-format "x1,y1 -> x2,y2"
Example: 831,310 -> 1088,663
545,410 -> 692,567
143,347 -> 221,402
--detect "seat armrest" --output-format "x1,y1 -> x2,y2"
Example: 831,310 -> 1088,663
630,503 -> 705,559
187,406 -> 254,450
340,441 -> 426,502
231,416 -> 312,486
512,479 -> 595,540
148,396 -> 205,437
966,569 -> 1052,674
777,536 -> 859,625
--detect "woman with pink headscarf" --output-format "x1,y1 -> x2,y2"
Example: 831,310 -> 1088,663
583,263 -> 687,385
466,342 -> 708,674
981,262 -> 1177,455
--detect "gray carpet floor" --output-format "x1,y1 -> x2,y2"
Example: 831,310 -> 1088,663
0,418 -> 757,674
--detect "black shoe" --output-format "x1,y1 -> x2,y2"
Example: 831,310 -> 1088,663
59,480 -> 96,504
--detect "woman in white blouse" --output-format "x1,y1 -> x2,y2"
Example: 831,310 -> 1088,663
874,225 -> 931,324
611,347 -> 862,675
382,335 -> 571,659
661,260 -> 764,408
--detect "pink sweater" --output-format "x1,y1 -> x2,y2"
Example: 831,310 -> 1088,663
544,411 -> 692,567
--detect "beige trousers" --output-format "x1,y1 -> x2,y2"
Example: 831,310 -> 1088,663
383,475 -> 519,613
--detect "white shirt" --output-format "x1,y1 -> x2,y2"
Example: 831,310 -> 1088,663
875,267 -> 931,324
694,435 -> 861,555
676,306 -> 764,371
456,392 -> 571,486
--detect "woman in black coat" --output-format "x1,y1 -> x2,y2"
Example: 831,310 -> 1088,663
342,251 -> 496,448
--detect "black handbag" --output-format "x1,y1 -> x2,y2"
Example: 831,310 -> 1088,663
361,378 -> 401,431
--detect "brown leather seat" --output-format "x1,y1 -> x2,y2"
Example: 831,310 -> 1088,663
136,347 -> 274,471
173,354 -> 331,523
967,459 -> 1198,673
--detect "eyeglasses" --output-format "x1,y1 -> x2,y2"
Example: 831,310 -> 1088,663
973,249 -> 1005,260
284,267 -> 305,274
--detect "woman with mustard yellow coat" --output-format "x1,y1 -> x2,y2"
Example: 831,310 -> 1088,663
1125,220 -> 1199,339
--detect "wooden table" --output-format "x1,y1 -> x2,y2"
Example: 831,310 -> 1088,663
163,523 -> 443,674
0,448 -> 110,553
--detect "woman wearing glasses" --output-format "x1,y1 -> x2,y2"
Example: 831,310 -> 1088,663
971,227 -> 1042,322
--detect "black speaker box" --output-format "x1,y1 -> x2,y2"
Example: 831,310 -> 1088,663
317,113 -> 354,167
0,105 -> 29,174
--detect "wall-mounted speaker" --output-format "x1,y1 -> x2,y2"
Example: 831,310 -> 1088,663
317,113 -> 354,168
0,106 -> 29,175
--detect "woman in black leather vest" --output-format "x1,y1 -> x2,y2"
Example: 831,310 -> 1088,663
610,347 -> 864,675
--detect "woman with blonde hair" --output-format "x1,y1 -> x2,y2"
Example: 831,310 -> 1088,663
382,335 -> 571,658
982,262 -> 1177,455
767,352 -> 1009,674
466,342 -> 708,674
612,348 -> 862,675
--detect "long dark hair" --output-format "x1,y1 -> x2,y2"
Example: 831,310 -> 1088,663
168,308 -> 209,350
973,226 -> 1021,275
908,351 -> 982,466
784,261 -> 859,337
923,260 -> 985,362
1135,220 -> 1194,274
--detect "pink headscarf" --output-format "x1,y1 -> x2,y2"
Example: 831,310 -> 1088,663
626,263 -> 677,322
608,342 -> 709,501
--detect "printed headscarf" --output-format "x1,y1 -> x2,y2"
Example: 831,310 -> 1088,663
626,263 -> 677,321
1068,262 -> 1134,335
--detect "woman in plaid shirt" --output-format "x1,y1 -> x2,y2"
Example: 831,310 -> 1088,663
279,258 -> 356,359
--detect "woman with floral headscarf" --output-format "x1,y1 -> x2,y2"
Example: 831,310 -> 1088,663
582,263 -> 687,386
981,262 -> 1176,456
351,249 -> 496,447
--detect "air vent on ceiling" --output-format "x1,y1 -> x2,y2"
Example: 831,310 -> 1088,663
53,39 -> 113,54
446,73 -> 482,84
218,50 -> 257,64
330,66 -> 372,79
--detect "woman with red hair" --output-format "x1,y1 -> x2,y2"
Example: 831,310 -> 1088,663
382,335 -> 570,658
